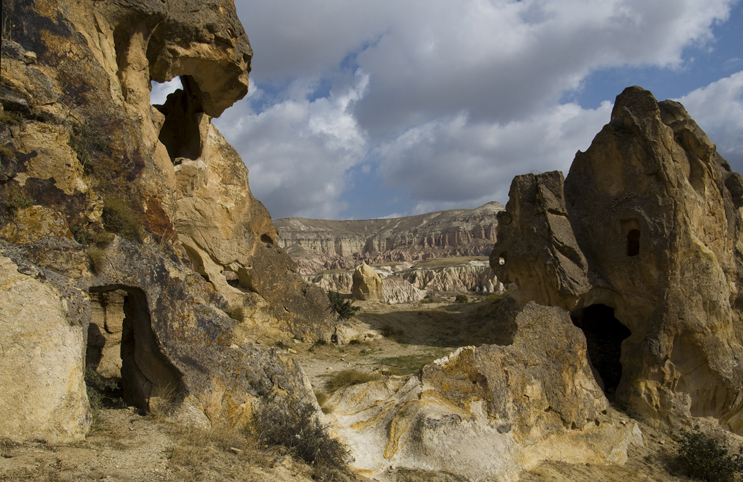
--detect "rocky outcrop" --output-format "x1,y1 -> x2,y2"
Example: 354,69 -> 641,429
326,302 -> 642,480
276,202 -> 503,274
305,261 -> 501,302
0,253 -> 89,443
492,86 -> 743,433
352,262 -> 383,301
0,0 -> 333,442
491,172 -> 589,311
382,276 -> 426,304
400,261 -> 502,293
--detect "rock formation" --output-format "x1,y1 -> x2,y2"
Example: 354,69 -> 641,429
306,260 -> 502,302
0,0 -> 334,442
493,86 -> 743,433
276,201 -> 503,274
352,261 -> 384,301
325,302 -> 642,480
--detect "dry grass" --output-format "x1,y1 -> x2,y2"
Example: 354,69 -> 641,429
325,369 -> 381,392
86,246 -> 106,273
102,197 -> 143,242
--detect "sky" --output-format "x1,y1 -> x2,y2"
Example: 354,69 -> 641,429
152,0 -> 743,221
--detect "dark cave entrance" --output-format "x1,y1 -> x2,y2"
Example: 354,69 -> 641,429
627,229 -> 640,256
572,304 -> 631,398
86,286 -> 184,412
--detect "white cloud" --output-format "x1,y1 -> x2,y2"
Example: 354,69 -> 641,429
677,70 -> 743,167
150,78 -> 183,105
227,0 -> 737,219
214,73 -> 368,219
377,101 -> 614,213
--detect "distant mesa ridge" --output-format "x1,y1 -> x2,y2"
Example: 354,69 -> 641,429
275,201 -> 504,274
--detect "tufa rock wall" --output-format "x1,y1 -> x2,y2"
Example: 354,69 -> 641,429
0,0 -> 335,442
492,86 -> 743,433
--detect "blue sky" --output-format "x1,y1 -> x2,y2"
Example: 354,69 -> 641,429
154,0 -> 743,220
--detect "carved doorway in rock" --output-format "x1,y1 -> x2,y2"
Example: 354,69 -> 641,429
87,286 -> 183,412
572,304 -> 631,399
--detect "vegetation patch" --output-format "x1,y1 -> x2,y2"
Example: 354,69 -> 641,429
328,290 -> 360,319
68,122 -> 112,173
4,188 -> 34,216
0,110 -> 22,126
254,394 -> 351,480
381,323 -> 404,342
225,305 -> 245,322
378,350 -> 450,376
84,367 -> 125,431
455,294 -> 468,303
86,246 -> 107,273
325,369 -> 381,392
102,197 -> 143,242
674,427 -> 743,481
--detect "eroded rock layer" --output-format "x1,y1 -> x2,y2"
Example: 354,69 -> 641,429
492,86 -> 743,433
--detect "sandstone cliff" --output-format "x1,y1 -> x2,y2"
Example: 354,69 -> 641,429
493,86 -> 743,434
0,0 -> 335,442
276,201 -> 503,274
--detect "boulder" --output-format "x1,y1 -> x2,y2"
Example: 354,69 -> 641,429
492,86 -> 743,433
352,261 -> 384,301
0,254 -> 89,443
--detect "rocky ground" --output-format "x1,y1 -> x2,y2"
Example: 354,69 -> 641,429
0,295 -> 709,482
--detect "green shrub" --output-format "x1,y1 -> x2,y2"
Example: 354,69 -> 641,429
328,291 -> 360,319
225,306 -> 245,322
84,367 -> 123,415
455,294 -> 468,303
675,427 -> 743,481
253,394 -> 351,478
86,246 -> 106,273
0,110 -> 22,126
68,123 -> 111,172
4,189 -> 33,216
325,369 -> 380,392
102,197 -> 143,242
380,323 -> 403,342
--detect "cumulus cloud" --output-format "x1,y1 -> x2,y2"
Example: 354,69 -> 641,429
214,74 -> 368,219
226,0 -> 736,219
677,70 -> 743,167
149,78 -> 182,105
377,101 -> 614,213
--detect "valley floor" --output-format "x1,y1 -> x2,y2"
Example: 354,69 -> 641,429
0,297 -> 701,481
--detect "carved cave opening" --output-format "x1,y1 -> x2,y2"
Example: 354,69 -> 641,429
627,229 -> 640,256
572,304 -> 631,398
86,286 -> 183,412
154,75 -> 205,163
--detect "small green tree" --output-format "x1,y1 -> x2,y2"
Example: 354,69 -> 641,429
455,294 -> 468,303
675,427 -> 743,481
328,291 -> 360,320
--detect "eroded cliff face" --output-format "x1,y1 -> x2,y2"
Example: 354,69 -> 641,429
0,0 -> 334,442
492,86 -> 743,433
276,202 -> 503,274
